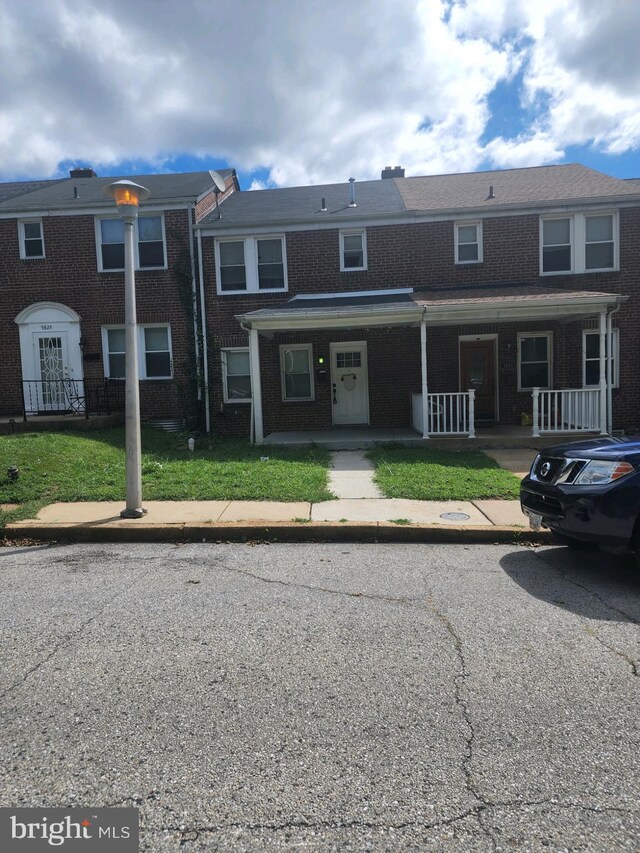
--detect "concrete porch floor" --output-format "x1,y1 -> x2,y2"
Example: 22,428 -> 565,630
263,425 -> 602,450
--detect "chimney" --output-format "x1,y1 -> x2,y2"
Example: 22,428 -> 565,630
69,167 -> 97,178
381,165 -> 405,179
348,177 -> 357,207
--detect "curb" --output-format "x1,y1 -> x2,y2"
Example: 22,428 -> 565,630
4,520 -> 552,545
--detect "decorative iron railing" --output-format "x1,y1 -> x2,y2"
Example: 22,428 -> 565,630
21,378 -> 125,421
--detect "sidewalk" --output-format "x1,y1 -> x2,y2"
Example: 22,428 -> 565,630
4,448 -> 544,544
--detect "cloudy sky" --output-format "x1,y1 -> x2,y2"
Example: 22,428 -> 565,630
1,0 -> 639,187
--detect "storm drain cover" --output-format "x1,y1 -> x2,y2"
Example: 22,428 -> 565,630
439,512 -> 471,521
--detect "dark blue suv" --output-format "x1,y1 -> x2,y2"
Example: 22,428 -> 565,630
520,436 -> 640,560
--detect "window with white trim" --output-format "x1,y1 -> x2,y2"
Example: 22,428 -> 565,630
340,230 -> 366,271
102,325 -> 172,379
583,329 -> 619,388
221,348 -> 252,402
96,214 -> 166,271
455,221 -> 482,264
215,236 -> 287,294
280,344 -> 314,401
19,219 -> 45,258
540,213 -> 617,274
518,333 -> 552,390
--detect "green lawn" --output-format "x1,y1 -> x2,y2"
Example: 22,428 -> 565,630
0,428 -> 333,528
367,444 -> 521,501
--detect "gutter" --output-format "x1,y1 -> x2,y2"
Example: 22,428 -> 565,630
187,204 -> 201,403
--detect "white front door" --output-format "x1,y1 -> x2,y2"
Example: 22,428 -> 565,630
330,341 -> 369,425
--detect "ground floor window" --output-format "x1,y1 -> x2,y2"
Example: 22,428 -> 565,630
583,329 -> 619,388
280,344 -> 314,401
518,332 -> 552,390
221,348 -> 251,402
102,325 -> 172,379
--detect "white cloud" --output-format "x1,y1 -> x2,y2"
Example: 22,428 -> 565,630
0,0 -> 638,183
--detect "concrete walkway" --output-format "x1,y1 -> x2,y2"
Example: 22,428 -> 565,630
328,450 -> 382,499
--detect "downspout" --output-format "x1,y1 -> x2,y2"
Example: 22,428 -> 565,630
196,229 -> 211,433
187,205 -> 201,402
607,303 -> 621,434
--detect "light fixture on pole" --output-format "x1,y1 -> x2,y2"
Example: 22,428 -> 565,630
102,179 -> 150,518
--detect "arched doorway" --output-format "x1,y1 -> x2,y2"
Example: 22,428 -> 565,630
15,302 -> 84,413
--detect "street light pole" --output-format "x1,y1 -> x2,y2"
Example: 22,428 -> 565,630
103,179 -> 150,518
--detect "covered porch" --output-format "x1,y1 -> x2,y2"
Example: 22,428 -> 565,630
236,284 -> 626,445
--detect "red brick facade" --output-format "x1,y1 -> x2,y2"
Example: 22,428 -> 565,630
202,206 -> 640,435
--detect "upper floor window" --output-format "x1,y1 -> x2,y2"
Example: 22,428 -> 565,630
540,213 -> 617,275
215,236 -> 287,294
102,324 -> 172,379
96,214 -> 166,272
455,221 -> 482,264
19,219 -> 45,259
340,230 -> 367,271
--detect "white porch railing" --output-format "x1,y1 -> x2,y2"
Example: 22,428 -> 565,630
412,390 -> 476,437
532,388 -> 602,436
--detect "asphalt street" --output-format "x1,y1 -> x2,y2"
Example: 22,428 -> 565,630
1,542 -> 639,852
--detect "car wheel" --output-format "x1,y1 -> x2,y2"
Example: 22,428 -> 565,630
550,530 -> 595,549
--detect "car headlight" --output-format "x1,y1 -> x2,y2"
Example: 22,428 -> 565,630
530,454 -> 541,476
573,460 -> 635,485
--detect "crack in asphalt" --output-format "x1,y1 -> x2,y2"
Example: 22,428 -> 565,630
582,624 -> 639,677
423,594 -> 497,851
0,568 -> 151,701
531,550 -> 640,678
157,799 -> 638,845
532,549 -> 640,625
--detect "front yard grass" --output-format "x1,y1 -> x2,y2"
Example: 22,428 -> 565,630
0,428 -> 333,528
368,444 -> 521,501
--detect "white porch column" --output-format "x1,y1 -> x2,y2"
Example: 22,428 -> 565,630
606,310 -> 613,434
420,321 -> 429,439
532,388 -> 540,438
598,310 -> 607,435
249,327 -> 264,445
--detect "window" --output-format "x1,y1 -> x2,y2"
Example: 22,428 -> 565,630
96,214 -> 166,271
280,344 -> 314,401
583,329 -> 619,388
340,230 -> 366,271
540,213 -> 617,275
221,348 -> 251,402
455,221 -> 482,264
19,220 -> 45,258
102,325 -> 172,379
518,333 -> 552,390
219,241 -> 246,291
215,237 -> 287,294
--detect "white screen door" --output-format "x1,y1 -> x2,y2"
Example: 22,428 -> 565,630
33,332 -> 69,410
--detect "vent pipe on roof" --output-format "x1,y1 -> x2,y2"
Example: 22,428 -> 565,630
320,197 -> 327,211
487,185 -> 495,200
73,186 -> 79,199
348,177 -> 357,207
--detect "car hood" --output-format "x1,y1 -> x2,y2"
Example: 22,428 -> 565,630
541,435 -> 640,466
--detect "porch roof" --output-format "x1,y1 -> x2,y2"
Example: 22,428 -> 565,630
236,283 -> 627,332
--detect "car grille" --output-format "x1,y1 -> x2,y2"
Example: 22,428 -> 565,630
521,490 -> 564,517
531,455 -> 588,485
